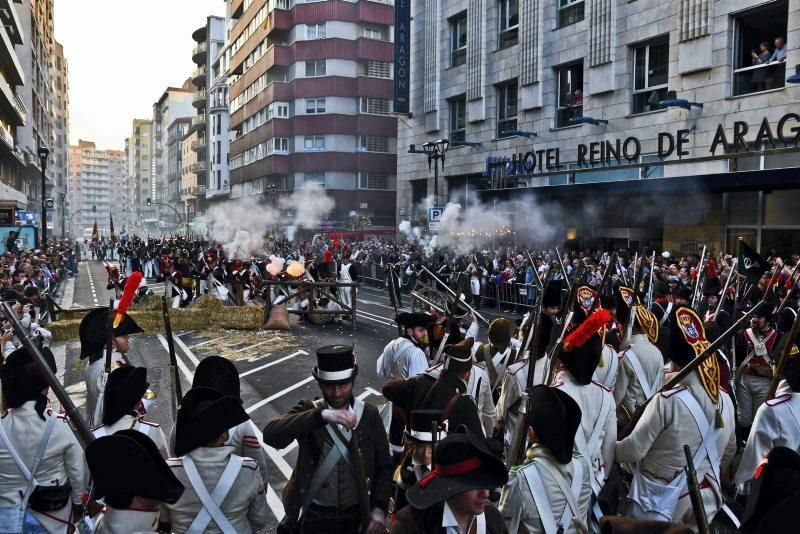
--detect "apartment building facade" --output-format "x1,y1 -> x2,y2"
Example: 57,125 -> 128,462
126,118 -> 154,230
223,0 -> 398,234
68,140 -> 126,238
53,40 -> 68,236
397,0 -> 800,254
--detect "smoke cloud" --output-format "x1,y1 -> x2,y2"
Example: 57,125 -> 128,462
194,184 -> 334,257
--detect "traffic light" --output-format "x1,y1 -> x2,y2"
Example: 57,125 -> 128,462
45,198 -> 53,209
146,198 -> 152,206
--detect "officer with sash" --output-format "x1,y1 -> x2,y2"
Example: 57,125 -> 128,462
616,307 -> 736,527
263,345 -> 393,534
165,387 -> 267,533
499,385 -> 591,534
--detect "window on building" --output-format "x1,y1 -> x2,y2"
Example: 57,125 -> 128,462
498,0 -> 519,49
449,95 -> 467,141
496,81 -> 518,138
303,135 -> 325,151
363,27 -> 383,40
555,61 -> 583,128
366,60 -> 391,78
360,173 -> 389,190
558,0 -> 585,28
632,38 -> 669,114
306,172 -> 325,187
450,12 -> 467,67
268,137 -> 289,155
733,1 -> 788,97
358,135 -> 389,152
306,98 -> 326,114
360,97 -> 391,115
306,23 -> 326,39
305,60 -> 326,77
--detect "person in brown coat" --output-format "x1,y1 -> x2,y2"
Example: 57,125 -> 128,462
390,426 -> 508,534
263,344 -> 393,534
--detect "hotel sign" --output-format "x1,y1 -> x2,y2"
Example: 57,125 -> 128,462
393,0 -> 410,114
484,113 -> 800,177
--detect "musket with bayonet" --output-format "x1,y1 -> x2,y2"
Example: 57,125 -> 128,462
684,444 -> 710,534
545,260 -> 590,385
422,265 -> 489,328
386,264 -> 404,337
506,289 -> 545,469
646,251 -> 657,309
690,246 -> 708,309
432,273 -> 469,365
1,301 -> 94,447
92,297 -> 116,425
767,307 -> 800,400
620,264 -> 781,439
161,296 -> 182,418
555,247 -> 571,292
714,260 -> 737,317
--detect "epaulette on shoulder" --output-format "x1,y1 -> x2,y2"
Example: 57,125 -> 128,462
766,393 -> 792,406
138,418 -> 160,427
592,380 -> 612,393
660,385 -> 687,398
242,458 -> 258,470
509,463 -> 529,474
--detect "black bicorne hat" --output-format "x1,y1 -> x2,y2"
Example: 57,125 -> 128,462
102,366 -> 149,426
174,387 -> 249,456
405,409 -> 446,444
0,347 -> 56,408
527,385 -> 582,464
79,307 -> 144,360
193,355 -> 241,402
86,429 -> 184,505
443,337 -> 474,375
405,426 -> 508,510
396,312 -> 434,329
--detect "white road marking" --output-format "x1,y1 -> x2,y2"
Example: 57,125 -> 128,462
157,334 -> 194,382
235,336 -> 279,353
358,309 -> 395,327
266,484 -> 286,521
357,298 -> 395,310
238,349 -> 309,378
359,315 -> 393,327
177,330 -> 197,337
171,334 -> 200,366
188,339 -> 215,349
245,377 -> 315,414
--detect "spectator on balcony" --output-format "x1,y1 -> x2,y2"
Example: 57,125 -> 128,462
769,36 -> 787,63
751,41 -> 773,91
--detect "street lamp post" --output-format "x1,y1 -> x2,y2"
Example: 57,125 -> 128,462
38,146 -> 49,248
421,139 -> 449,207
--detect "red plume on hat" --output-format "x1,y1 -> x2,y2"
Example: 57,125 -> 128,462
563,309 -> 611,351
323,249 -> 333,263
707,258 -> 718,279
113,271 -> 142,328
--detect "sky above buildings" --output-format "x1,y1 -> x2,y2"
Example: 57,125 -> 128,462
54,0 -> 225,151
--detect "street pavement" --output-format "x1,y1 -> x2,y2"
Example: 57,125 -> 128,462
52,260 -> 516,532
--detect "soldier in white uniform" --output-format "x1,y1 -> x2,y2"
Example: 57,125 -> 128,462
164,387 -> 268,533
0,348 -> 87,533
78,276 -> 145,426
378,312 -> 435,456
168,356 -> 269,485
735,340 -> 800,493
616,306 -> 736,528
499,385 -> 591,534
91,366 -> 169,459
471,318 -> 518,403
613,291 -> 665,423
338,254 -> 357,316
86,429 -> 185,533
553,309 -> 617,525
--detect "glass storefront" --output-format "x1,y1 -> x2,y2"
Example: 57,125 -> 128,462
724,189 -> 800,257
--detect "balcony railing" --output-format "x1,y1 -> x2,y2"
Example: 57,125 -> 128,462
192,90 -> 207,108
192,42 -> 207,63
191,138 -> 206,152
191,115 -> 206,131
191,161 -> 206,174
192,66 -> 208,86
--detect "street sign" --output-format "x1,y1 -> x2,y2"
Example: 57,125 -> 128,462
16,210 -> 34,223
428,207 -> 444,231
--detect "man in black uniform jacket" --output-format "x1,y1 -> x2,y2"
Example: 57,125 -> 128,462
383,338 -> 484,438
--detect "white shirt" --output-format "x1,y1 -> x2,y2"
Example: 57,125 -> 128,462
443,500 -> 482,534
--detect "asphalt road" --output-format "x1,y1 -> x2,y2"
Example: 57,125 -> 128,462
52,260 -> 516,532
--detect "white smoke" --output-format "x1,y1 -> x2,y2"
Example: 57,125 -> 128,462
194,184 -> 334,257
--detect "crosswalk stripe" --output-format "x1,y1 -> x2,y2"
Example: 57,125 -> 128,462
238,350 -> 308,378
245,377 -> 314,415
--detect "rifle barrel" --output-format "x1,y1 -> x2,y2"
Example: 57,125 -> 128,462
421,265 -> 489,327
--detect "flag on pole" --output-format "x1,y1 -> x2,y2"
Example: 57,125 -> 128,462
739,239 -> 768,284
91,220 -> 99,243
109,214 -> 116,243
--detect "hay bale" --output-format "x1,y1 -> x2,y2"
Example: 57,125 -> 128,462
59,310 -> 91,322
211,305 -> 264,330
48,319 -> 82,342
130,295 -> 162,312
188,295 -> 225,311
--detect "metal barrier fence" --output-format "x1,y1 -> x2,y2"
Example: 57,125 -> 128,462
354,261 -> 538,315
